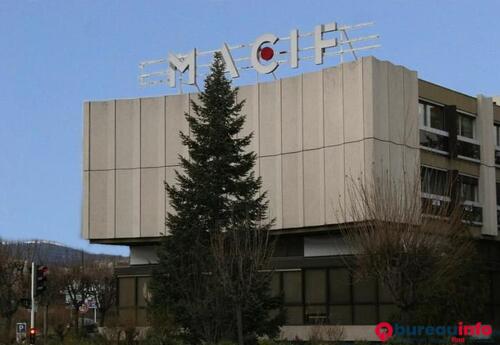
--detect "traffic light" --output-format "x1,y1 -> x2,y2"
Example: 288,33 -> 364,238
35,265 -> 48,296
29,327 -> 37,344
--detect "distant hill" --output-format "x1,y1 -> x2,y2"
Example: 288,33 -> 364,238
1,240 -> 128,266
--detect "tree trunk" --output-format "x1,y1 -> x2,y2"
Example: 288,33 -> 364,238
99,309 -> 105,327
236,304 -> 244,345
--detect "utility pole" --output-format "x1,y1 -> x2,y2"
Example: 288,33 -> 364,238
30,261 -> 35,345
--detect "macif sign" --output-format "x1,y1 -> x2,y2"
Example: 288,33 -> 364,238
139,21 -> 380,91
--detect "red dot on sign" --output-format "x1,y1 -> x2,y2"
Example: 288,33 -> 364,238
260,47 -> 274,61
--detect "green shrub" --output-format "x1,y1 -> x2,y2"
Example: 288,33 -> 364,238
257,338 -> 279,345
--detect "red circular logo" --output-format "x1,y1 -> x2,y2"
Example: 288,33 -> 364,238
260,47 -> 274,61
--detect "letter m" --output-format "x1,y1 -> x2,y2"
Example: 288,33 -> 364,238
168,49 -> 196,87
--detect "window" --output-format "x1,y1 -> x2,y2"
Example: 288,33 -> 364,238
419,102 -> 426,126
429,104 -> 446,130
275,267 -> 401,326
118,276 -> 152,326
281,271 -> 303,325
421,166 -> 448,196
283,271 -> 302,304
497,183 -> 500,207
353,277 -> 377,304
456,112 -> 480,160
119,277 -> 136,308
420,101 -> 446,131
305,270 -> 326,304
419,100 -> 449,153
496,183 -> 500,228
495,124 -> 500,147
460,175 -> 478,202
458,113 -> 475,139
137,277 -> 151,307
494,124 -> 500,166
329,268 -> 351,304
460,175 -> 482,224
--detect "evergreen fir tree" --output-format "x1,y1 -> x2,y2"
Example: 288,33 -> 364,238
150,52 -> 284,345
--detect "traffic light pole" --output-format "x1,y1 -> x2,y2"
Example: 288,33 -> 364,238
30,261 -> 35,345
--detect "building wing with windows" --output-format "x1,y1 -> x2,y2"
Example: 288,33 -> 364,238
81,57 -> 500,340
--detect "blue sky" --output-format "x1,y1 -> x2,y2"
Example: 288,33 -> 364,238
0,0 -> 499,256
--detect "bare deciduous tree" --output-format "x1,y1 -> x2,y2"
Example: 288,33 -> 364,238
0,241 -> 34,342
87,262 -> 117,327
210,225 -> 283,345
339,172 -> 486,324
60,264 -> 90,330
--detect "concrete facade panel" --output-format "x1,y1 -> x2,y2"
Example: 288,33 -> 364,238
141,167 -> 166,237
84,58 -> 423,241
116,169 -> 140,238
281,152 -> 304,228
478,96 -> 498,236
404,69 -> 419,147
325,146 -> 345,224
303,149 -> 325,226
259,81 -> 281,156
238,85 -> 260,176
323,66 -> 343,146
370,59 -> 389,141
342,59 -> 363,142
389,144 -> 404,184
281,76 -> 302,153
165,95 -> 189,166
260,155 -> 282,229
141,97 -> 165,167
361,138 -> 390,185
362,58 -> 375,139
83,102 -> 90,171
344,141 -> 365,223
90,101 -> 115,170
388,65 -> 405,144
372,140 -> 391,183
238,85 -> 259,165
165,166 -> 178,234
302,71 -> 324,150
89,170 -> 115,239
116,99 -> 140,169
82,171 -> 89,239
404,147 -> 420,190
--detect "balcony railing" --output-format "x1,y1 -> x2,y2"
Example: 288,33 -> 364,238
456,138 -> 480,161
421,194 -> 482,225
420,129 -> 449,154
495,150 -> 500,166
462,201 -> 482,225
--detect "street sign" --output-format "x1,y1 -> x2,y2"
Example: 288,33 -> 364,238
79,304 -> 89,314
16,323 -> 27,334
16,323 -> 27,344
84,296 -> 96,308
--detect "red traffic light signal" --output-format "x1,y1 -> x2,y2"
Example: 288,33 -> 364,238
29,327 -> 37,343
35,265 -> 48,296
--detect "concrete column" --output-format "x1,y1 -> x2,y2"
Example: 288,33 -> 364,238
477,95 -> 498,236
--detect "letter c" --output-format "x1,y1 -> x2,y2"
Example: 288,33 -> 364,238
251,33 -> 279,74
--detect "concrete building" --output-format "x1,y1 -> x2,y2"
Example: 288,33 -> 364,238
82,57 -> 500,340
